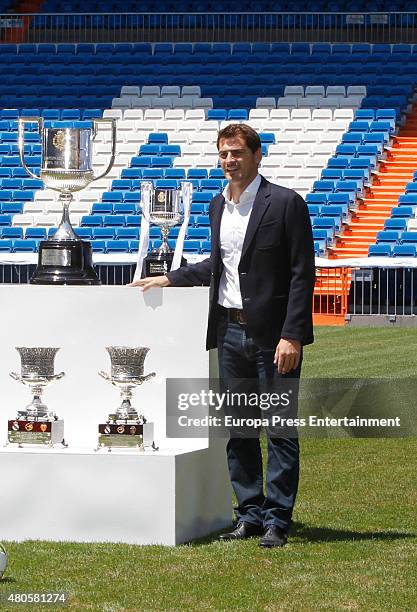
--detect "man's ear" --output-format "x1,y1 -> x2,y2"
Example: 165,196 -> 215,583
255,147 -> 262,165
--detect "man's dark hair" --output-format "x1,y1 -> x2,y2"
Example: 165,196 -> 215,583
217,123 -> 261,154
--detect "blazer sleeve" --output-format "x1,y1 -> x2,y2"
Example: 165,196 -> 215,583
280,191 -> 316,343
166,257 -> 212,287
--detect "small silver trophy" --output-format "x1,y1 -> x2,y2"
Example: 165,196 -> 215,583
97,346 -> 157,451
134,181 -> 193,279
8,347 -> 66,448
18,117 -> 116,285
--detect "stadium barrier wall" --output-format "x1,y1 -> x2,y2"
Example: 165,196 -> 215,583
3,262 -> 417,324
2,12 -> 417,43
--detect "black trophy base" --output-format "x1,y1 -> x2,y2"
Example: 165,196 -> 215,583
144,252 -> 187,278
30,239 -> 100,285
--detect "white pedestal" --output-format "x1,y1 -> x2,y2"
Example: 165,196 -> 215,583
0,286 -> 232,545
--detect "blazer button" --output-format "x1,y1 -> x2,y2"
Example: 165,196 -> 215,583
243,297 -> 250,303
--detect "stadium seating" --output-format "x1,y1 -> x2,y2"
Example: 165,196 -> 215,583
1,42 -> 417,257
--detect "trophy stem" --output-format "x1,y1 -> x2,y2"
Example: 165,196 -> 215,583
27,391 -> 48,420
117,394 -> 139,421
158,226 -> 170,254
51,192 -> 79,241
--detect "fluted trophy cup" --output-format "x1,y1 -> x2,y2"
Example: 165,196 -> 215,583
7,347 -> 66,448
97,346 -> 157,451
134,181 -> 192,279
18,117 -> 116,285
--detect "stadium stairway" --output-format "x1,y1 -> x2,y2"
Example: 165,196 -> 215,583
330,106 -> 417,258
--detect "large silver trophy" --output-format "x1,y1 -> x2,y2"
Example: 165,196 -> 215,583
18,117 -> 116,285
8,347 -> 66,447
97,346 -> 157,451
134,181 -> 192,279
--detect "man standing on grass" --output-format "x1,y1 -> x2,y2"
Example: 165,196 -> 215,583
129,124 -> 315,547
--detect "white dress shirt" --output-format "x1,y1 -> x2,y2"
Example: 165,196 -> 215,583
218,174 -> 262,309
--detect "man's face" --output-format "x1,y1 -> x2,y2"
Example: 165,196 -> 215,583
218,135 -> 262,185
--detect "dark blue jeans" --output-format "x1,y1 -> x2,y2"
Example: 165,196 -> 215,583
217,317 -> 301,532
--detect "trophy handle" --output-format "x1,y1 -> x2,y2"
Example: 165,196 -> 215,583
91,118 -> 117,181
139,372 -> 156,385
140,181 -> 153,223
98,370 -> 111,381
51,372 -> 65,382
9,372 -> 21,382
18,116 -> 43,180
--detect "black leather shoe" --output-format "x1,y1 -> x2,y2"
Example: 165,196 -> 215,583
259,525 -> 288,548
219,522 -> 263,541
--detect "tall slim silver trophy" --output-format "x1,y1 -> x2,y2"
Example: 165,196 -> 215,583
97,346 -> 157,451
134,181 -> 192,279
18,117 -> 116,285
7,347 -> 66,448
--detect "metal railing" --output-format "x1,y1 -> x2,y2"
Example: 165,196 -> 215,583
0,263 -> 136,285
348,266 -> 417,316
1,12 -> 417,44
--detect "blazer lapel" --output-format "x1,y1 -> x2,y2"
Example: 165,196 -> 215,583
240,176 -> 271,260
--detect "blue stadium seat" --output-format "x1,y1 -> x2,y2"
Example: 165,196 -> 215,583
91,240 -> 106,253
25,227 -> 47,240
126,215 -> 140,227
105,239 -> 130,253
400,232 -> 417,245
92,228 -> 116,240
0,202 -> 24,214
75,227 -> 93,240
115,227 -> 139,240
114,203 -> 137,215
376,231 -> 399,244
92,203 -> 113,215
81,215 -> 103,227
0,239 -> 13,252
392,244 -> 417,257
399,194 -> 417,206
155,179 -> 179,189
103,215 -> 125,227
13,239 -> 38,252
227,109 -> 248,120
142,169 -> 164,180
368,244 -> 392,257
1,226 -> 23,239
384,218 -> 407,231
200,179 -> 222,192
187,227 -> 210,240
0,214 -> 12,226
148,133 -> 169,144
188,168 -> 208,180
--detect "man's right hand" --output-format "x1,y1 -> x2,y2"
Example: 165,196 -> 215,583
127,275 -> 171,292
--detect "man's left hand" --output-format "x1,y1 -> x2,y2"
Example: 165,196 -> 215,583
274,339 -> 301,375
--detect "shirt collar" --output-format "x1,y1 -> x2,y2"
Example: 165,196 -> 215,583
222,174 -> 262,207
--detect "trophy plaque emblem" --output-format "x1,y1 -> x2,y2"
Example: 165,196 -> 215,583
18,117 -> 116,285
97,346 -> 157,451
7,347 -> 66,448
134,181 -> 192,279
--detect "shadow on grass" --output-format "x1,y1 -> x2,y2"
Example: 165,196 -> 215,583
291,522 -> 416,543
186,523 -> 416,547
0,577 -> 16,584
